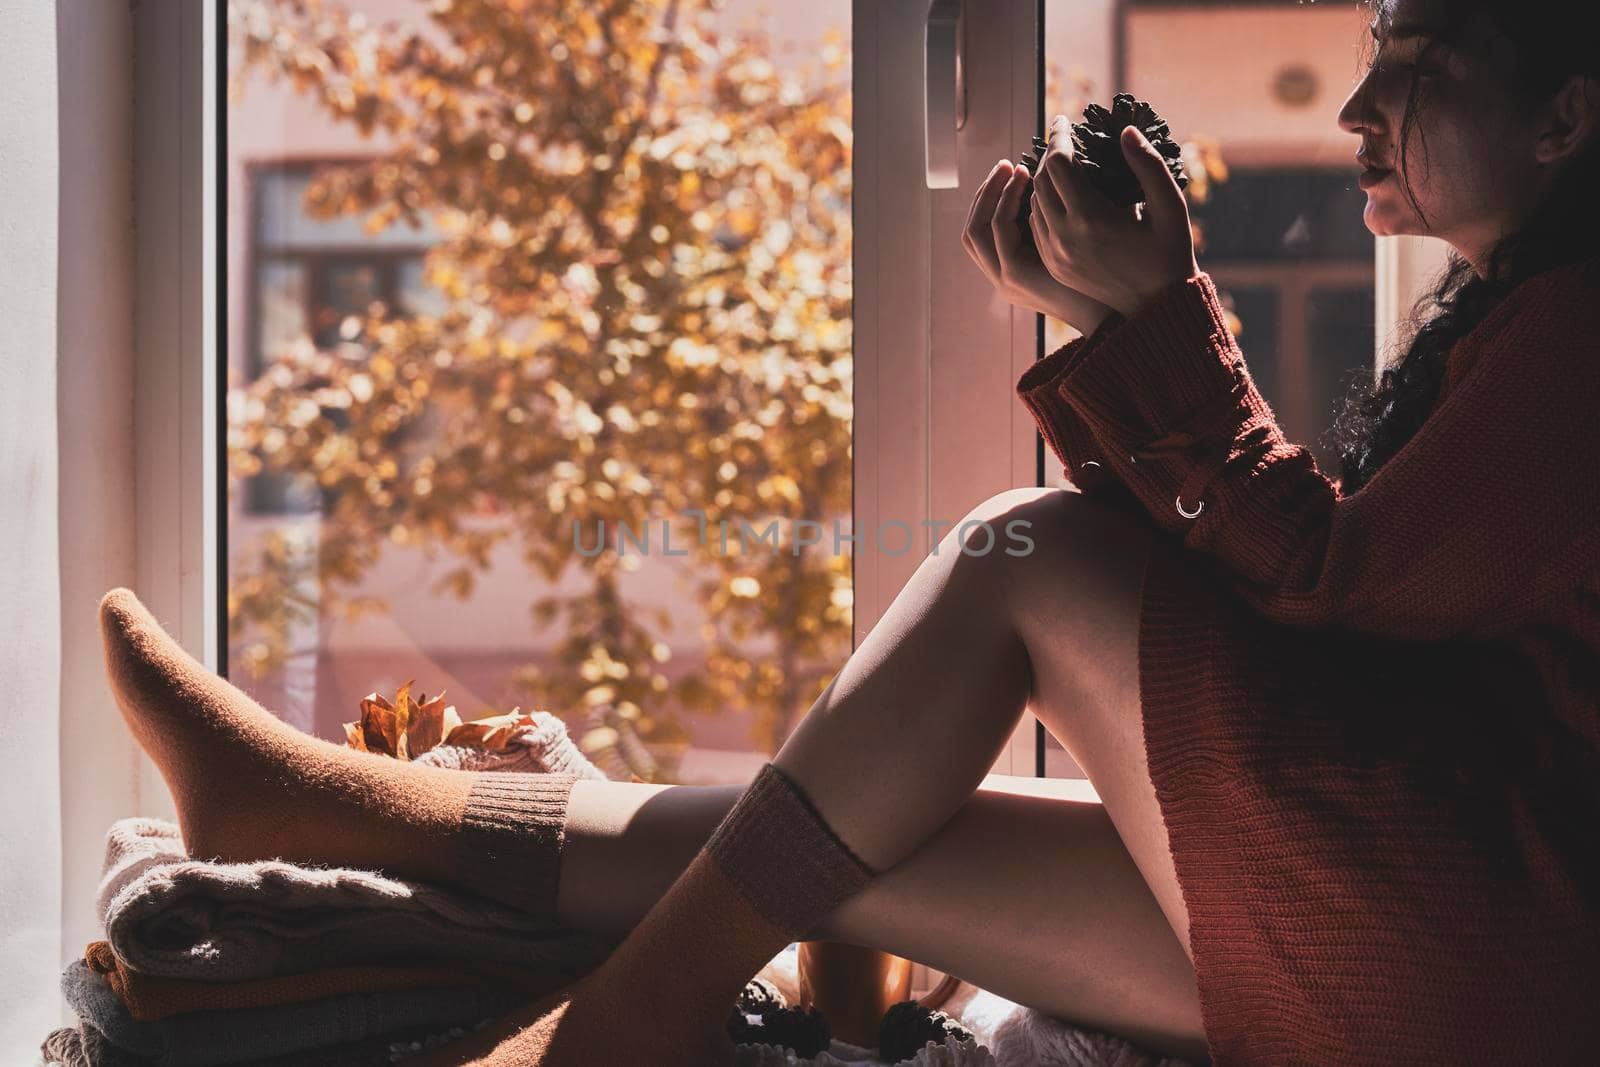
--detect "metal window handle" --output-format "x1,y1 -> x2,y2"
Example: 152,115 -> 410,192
925,0 -> 966,189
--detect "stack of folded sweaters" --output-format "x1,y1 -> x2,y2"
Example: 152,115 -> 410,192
40,711 -> 619,1066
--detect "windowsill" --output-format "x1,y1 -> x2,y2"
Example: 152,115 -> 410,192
978,772 -> 1100,804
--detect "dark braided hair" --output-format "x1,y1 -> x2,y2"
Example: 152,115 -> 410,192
1325,0 -> 1600,494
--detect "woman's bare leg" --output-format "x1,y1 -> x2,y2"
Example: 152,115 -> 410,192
558,776 -> 1206,1061
772,486 -> 1193,955
556,486 -> 1205,1059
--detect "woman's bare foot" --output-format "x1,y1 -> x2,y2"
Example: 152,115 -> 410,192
97,588 -> 576,910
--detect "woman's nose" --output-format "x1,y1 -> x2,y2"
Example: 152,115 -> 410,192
1337,74 -> 1382,137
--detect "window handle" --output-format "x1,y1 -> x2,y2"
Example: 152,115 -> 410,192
924,0 -> 966,189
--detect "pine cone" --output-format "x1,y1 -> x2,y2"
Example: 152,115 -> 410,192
1015,93 -> 1189,254
727,1003 -> 832,1058
877,1000 -> 975,1064
735,977 -> 787,1016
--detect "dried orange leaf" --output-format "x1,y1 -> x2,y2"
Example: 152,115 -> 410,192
406,690 -> 452,756
392,680 -> 417,758
445,710 -> 531,753
359,688 -> 405,757
348,684 -> 474,761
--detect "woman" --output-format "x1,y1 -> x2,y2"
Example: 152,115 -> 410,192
99,0 -> 1599,1062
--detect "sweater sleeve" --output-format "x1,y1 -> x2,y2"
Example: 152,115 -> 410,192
1015,311 -> 1129,496
1014,266 -> 1600,641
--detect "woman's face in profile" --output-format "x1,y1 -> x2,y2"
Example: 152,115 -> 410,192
1336,0 -> 1538,270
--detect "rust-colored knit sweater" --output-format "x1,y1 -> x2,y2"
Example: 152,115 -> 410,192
1015,260 -> 1600,1065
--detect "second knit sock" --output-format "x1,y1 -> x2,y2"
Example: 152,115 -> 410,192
410,761 -> 878,1066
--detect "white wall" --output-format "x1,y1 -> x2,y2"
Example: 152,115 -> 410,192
0,0 -> 64,1052
57,0 -> 142,983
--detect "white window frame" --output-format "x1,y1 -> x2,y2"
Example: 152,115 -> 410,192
128,0 -> 219,823
50,0 -> 216,999
855,0 -> 1049,777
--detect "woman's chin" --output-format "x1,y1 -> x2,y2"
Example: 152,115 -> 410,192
1360,205 -> 1411,239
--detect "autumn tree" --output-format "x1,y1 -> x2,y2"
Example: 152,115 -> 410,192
227,0 -> 854,780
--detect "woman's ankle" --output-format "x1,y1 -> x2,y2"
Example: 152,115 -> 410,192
554,780 -> 741,935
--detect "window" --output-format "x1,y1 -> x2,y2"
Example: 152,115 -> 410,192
244,164 -> 445,514
224,0 -> 854,785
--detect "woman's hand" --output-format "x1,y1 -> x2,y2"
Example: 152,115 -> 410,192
1028,117 -> 1201,319
962,159 -> 1117,337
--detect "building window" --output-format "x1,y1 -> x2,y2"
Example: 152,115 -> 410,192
243,163 -> 444,514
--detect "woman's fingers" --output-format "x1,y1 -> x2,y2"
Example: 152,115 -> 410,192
990,164 -> 1030,274
964,160 -> 1012,278
1043,153 -> 1101,226
1043,120 -> 1119,224
964,160 -> 1007,234
1028,156 -> 1068,252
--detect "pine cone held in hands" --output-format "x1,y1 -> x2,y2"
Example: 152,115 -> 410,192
1015,93 -> 1189,254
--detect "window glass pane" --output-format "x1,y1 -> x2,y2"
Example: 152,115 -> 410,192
311,260 -> 383,317
1189,168 -> 1374,262
310,258 -> 385,348
1040,1 -> 1375,777
226,0 -> 853,786
1306,284 -> 1376,475
1225,286 -> 1282,405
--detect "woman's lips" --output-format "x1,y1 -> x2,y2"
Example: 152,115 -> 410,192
1359,167 -> 1392,189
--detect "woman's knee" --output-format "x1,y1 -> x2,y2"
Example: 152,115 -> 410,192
939,486 -> 1064,563
953,488 -> 1150,611
988,490 -> 1153,692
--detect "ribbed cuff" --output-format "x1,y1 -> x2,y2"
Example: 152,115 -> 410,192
456,772 -> 581,914
1059,272 -> 1244,442
704,763 -> 876,939
1014,311 -> 1126,396
1016,314 -> 1126,491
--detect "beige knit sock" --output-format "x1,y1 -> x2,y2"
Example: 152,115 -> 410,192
407,762 -> 878,1066
98,587 -> 578,914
